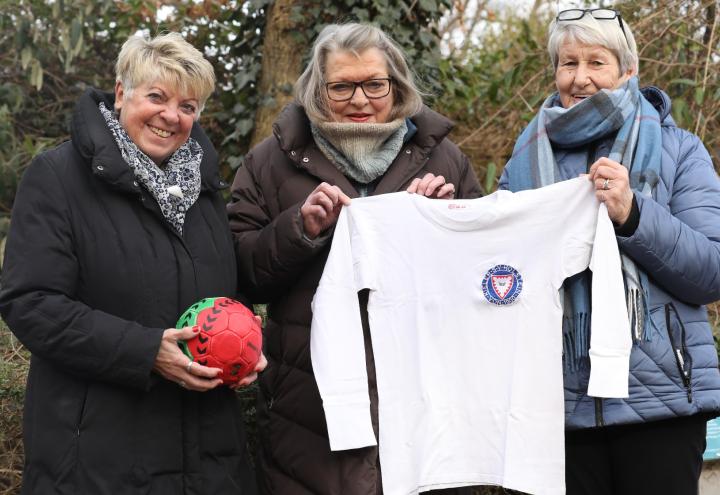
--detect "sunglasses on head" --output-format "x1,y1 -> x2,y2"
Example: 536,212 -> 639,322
556,8 -> 629,48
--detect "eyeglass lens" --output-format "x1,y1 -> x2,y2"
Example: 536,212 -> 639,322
557,8 -> 617,21
326,79 -> 391,101
556,8 -> 628,46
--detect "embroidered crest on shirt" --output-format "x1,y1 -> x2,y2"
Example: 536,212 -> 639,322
482,265 -> 523,305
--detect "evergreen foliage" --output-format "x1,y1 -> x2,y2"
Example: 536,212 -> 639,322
0,1 -> 718,493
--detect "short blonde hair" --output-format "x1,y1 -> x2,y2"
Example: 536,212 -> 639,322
548,12 -> 639,76
295,23 -> 424,122
115,32 -> 215,114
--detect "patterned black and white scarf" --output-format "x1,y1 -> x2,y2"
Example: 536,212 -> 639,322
99,102 -> 202,235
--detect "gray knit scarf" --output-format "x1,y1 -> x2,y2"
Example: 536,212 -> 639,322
311,118 -> 407,184
99,102 -> 202,235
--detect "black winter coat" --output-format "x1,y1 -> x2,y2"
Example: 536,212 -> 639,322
0,89 -> 256,495
228,103 -> 481,494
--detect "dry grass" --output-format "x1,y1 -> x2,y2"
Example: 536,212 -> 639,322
710,302 -> 720,346
0,322 -> 26,495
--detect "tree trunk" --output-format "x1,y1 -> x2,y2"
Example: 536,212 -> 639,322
249,0 -> 307,147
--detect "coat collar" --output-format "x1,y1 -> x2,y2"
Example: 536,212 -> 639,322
271,102 -> 456,197
70,88 -> 226,194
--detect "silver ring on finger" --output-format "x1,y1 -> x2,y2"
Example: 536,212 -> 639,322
186,361 -> 194,374
602,178 -> 610,190
179,380 -> 186,388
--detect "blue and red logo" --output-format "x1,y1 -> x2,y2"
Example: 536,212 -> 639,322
482,264 -> 523,305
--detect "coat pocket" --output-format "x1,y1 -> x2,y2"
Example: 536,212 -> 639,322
75,382 -> 90,431
53,383 -> 89,494
664,303 -> 693,403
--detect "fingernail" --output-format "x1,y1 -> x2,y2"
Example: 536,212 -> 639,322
192,326 -> 199,333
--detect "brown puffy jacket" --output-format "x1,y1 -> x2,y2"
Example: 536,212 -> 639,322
228,103 -> 481,494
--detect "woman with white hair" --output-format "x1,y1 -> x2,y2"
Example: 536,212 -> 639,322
0,33 -> 262,494
499,8 -> 720,494
228,22 -> 480,494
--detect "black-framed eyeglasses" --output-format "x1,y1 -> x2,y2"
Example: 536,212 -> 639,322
556,8 -> 629,48
325,78 -> 392,102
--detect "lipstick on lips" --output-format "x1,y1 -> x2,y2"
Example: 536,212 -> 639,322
347,113 -> 371,122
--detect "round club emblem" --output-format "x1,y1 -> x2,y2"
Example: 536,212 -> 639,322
482,264 -> 523,305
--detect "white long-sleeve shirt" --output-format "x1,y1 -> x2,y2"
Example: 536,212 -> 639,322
310,177 -> 631,495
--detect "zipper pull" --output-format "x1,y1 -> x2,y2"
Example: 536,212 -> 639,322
676,349 -> 692,403
675,349 -> 685,370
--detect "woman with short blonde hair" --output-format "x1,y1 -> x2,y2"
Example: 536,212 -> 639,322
0,32 -> 262,495
115,32 -> 216,112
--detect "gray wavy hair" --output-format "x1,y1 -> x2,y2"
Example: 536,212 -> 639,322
548,12 -> 639,76
294,23 -> 424,122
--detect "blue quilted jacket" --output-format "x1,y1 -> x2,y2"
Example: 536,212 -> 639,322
499,87 -> 720,429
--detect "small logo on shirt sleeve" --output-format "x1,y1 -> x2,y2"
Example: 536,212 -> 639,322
482,265 -> 523,305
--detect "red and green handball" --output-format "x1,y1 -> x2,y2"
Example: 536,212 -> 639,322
176,297 -> 262,385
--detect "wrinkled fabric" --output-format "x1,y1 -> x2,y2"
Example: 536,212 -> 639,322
228,102 -> 481,495
0,88 -> 256,495
505,77 -> 663,368
500,86 -> 720,429
506,77 -> 660,191
311,118 -> 406,184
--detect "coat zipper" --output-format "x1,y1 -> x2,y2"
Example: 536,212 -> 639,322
594,397 -> 605,427
665,303 -> 693,403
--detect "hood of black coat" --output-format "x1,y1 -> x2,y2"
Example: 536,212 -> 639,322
70,88 -> 226,192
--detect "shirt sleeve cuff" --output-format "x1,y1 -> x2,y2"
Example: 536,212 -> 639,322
297,209 -> 333,246
587,352 -> 630,398
614,195 -> 639,237
324,402 -> 377,451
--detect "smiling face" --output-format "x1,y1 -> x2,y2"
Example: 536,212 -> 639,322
555,42 -> 635,108
114,80 -> 198,164
324,47 -> 394,124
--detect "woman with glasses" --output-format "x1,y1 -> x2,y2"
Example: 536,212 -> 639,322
499,8 -> 720,495
227,22 -> 480,494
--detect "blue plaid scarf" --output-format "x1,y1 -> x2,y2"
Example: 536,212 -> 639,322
505,77 -> 662,370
